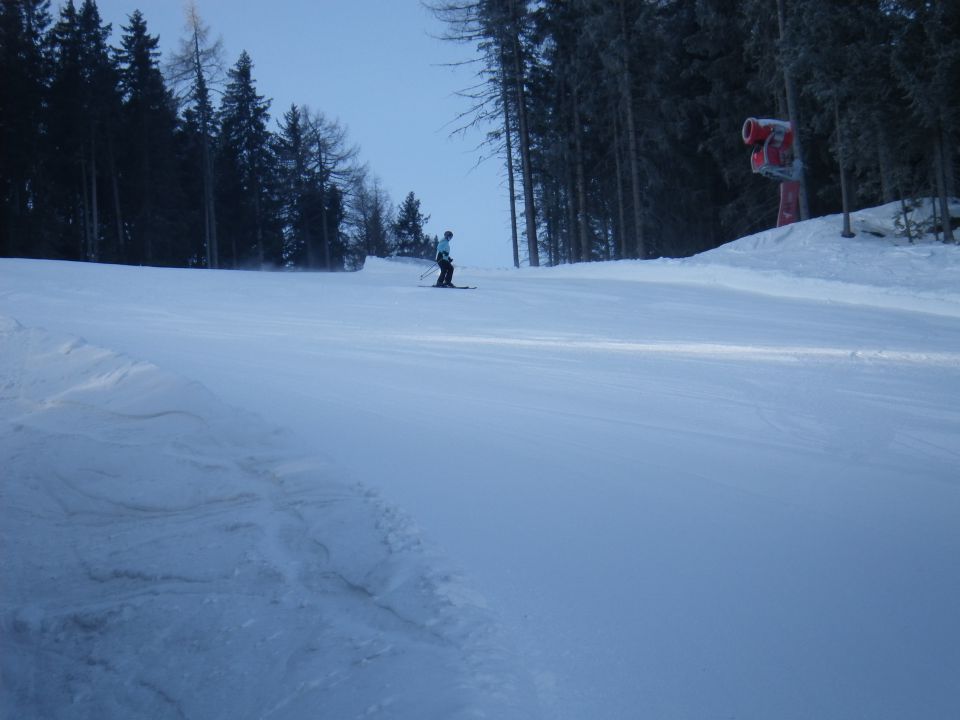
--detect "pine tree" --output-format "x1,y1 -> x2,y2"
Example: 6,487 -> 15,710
0,0 -> 52,258
47,0 -> 122,261
683,0 -> 771,243
275,104 -> 317,267
890,0 -> 958,242
45,0 -> 80,258
784,0 -> 875,237
217,50 -> 280,267
392,191 -> 432,259
116,10 -> 183,265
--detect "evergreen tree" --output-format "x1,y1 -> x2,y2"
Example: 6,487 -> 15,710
683,0 -> 771,243
5,1 -> 955,270
216,50 -> 280,267
0,0 -> 52,258
275,103 -> 317,267
47,0 -> 122,261
116,10 -> 184,265
274,104 -> 359,269
890,0 -> 959,242
784,1 -> 872,236
322,182 -> 348,269
392,191 -> 432,258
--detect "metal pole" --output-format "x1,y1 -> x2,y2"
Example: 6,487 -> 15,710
419,263 -> 438,280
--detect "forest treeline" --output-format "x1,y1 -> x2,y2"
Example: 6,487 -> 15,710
433,0 -> 958,265
0,0 -> 434,269
2,0 -> 958,271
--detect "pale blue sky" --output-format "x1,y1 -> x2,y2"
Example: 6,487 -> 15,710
77,0 -> 515,267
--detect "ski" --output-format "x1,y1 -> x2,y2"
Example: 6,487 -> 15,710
418,285 -> 477,290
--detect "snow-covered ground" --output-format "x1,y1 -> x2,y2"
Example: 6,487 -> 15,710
3,203 -> 960,719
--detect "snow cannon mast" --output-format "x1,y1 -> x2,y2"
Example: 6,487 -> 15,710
742,117 -> 802,227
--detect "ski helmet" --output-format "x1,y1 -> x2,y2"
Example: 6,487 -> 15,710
444,230 -> 453,239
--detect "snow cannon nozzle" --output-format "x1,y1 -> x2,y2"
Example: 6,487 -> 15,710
742,117 -> 790,146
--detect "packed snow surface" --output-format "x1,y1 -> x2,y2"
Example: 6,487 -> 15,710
3,205 -> 960,719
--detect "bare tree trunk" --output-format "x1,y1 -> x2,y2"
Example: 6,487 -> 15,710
108,140 -> 125,262
321,186 -> 331,269
303,185 -> 317,268
316,140 -> 333,269
936,113 -> 955,243
618,0 -> 645,259
301,197 -> 314,268
934,137 -> 953,243
192,28 -> 218,269
254,187 -> 264,267
930,196 -> 941,243
777,0 -> 811,221
899,196 -> 916,243
601,208 -> 612,260
80,153 -> 90,259
90,131 -> 100,260
944,124 -> 956,199
499,46 -> 521,269
202,131 -> 217,267
564,158 -> 577,264
509,0 -> 539,266
80,134 -> 101,261
835,99 -> 855,238
549,181 -> 562,265
111,164 -> 123,261
874,120 -> 897,204
572,84 -> 590,263
613,114 -> 628,260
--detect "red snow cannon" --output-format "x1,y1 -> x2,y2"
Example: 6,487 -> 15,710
742,118 -> 796,181
742,117 -> 801,227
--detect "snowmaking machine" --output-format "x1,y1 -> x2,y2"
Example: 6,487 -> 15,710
742,117 -> 801,227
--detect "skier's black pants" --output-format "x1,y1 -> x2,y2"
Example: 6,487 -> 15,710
437,259 -> 454,286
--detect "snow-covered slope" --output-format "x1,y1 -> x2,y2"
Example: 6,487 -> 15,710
0,317 -> 532,719
2,204 -> 960,719
534,202 -> 960,316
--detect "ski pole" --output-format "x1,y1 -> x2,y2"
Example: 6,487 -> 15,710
419,263 -> 438,280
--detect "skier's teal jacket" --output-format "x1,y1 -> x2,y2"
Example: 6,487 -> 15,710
436,237 -> 451,262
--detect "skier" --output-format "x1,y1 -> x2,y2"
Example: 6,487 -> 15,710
435,230 -> 455,287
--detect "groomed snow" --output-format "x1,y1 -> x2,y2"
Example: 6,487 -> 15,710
3,202 -> 960,719
0,317 -> 533,719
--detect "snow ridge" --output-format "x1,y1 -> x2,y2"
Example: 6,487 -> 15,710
0,317 -> 533,720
